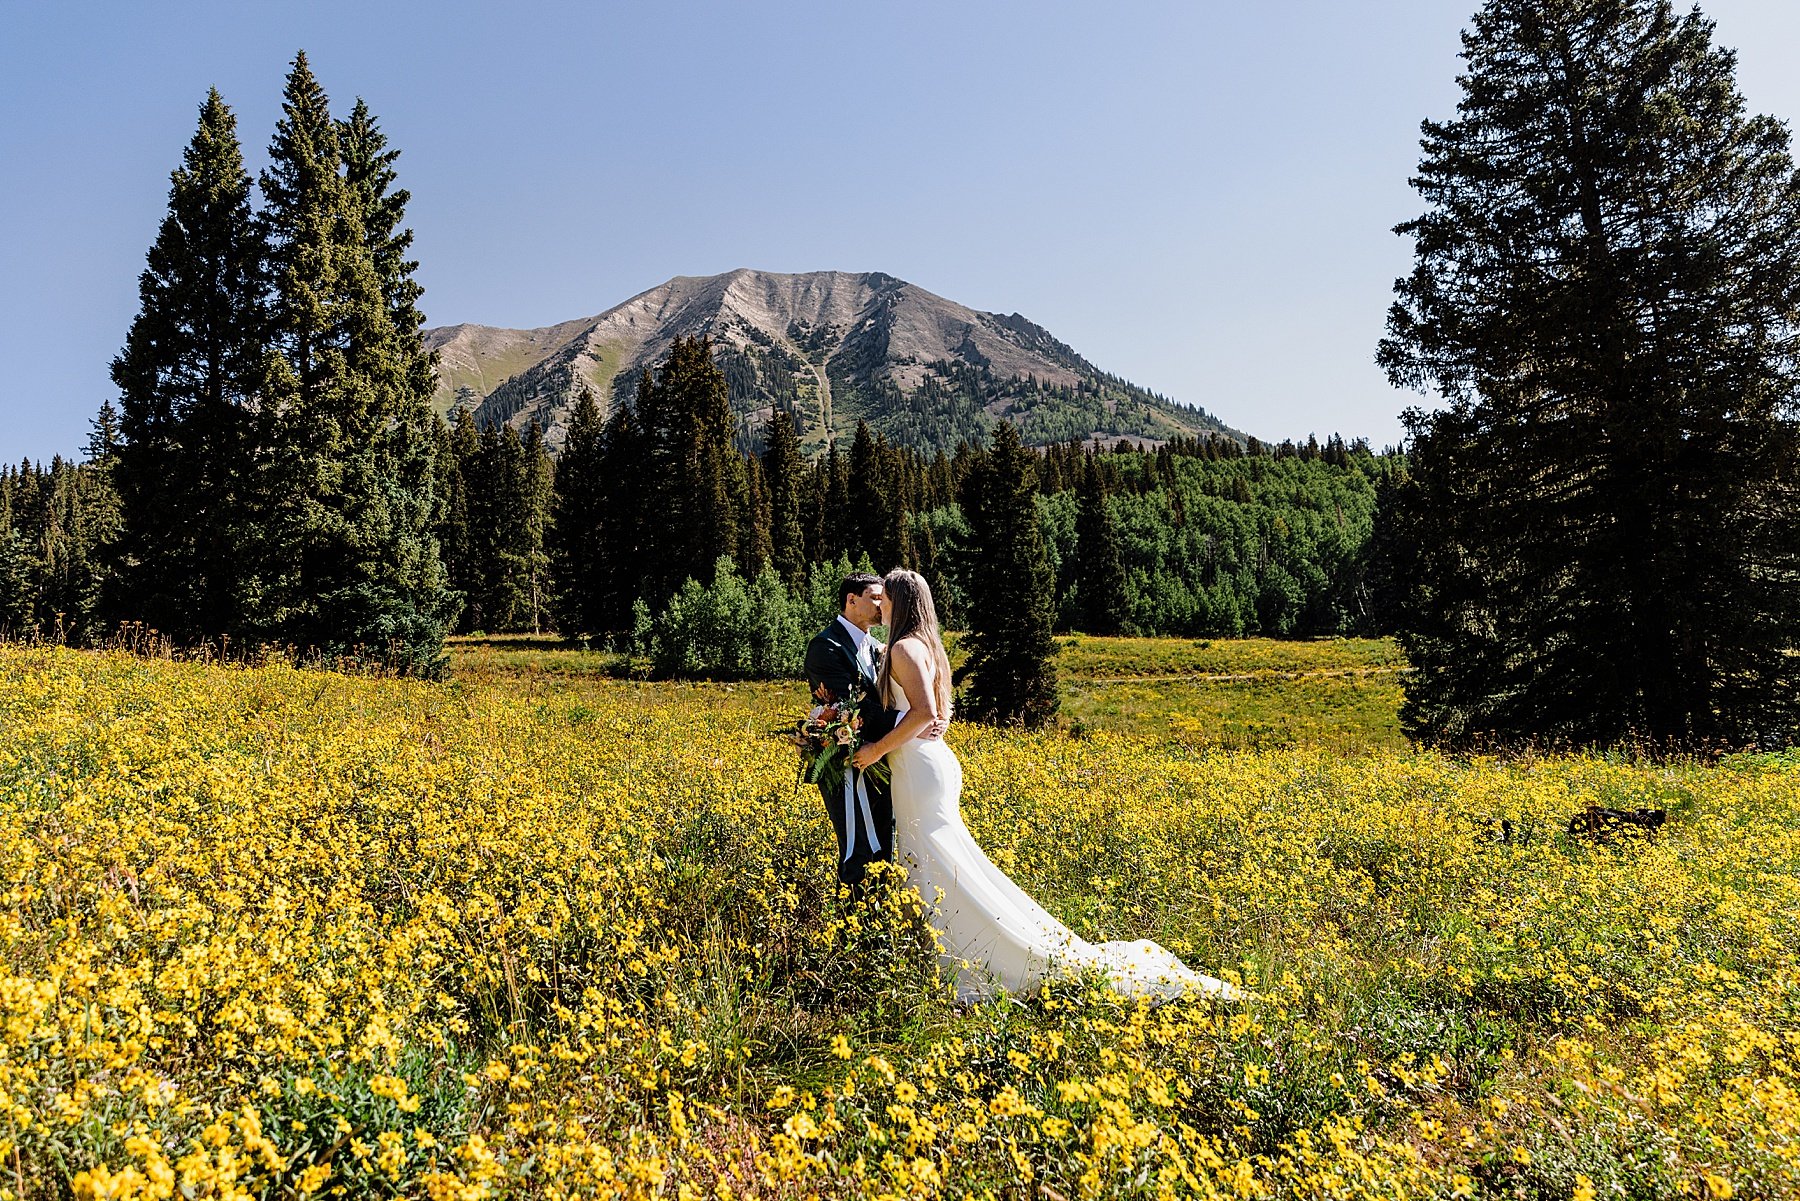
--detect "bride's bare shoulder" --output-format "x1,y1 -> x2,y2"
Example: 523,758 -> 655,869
891,635 -> 936,665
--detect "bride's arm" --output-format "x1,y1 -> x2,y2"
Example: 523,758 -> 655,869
850,642 -> 942,769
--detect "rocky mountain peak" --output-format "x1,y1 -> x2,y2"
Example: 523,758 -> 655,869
424,269 -> 1242,454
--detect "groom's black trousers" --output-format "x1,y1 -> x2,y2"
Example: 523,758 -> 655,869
817,769 -> 894,892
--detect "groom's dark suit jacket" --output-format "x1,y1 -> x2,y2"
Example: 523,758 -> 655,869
804,620 -> 897,887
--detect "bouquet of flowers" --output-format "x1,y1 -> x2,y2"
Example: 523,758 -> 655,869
791,681 -> 890,794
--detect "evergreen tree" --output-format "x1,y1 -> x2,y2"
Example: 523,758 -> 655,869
0,458 -> 120,644
109,88 -> 263,642
340,95 -> 451,639
912,513 -> 964,631
427,415 -> 459,616
637,337 -> 742,601
1074,455 -> 1127,635
86,402 -> 122,463
439,409 -> 480,628
256,52 -> 454,671
827,443 -> 853,559
809,442 -> 852,564
549,386 -> 608,637
72,403 -> 125,639
0,463 -> 32,635
1360,458 -> 1416,636
463,422 -> 548,632
0,464 -> 37,638
959,423 -> 1059,727
878,435 -> 914,570
459,424 -> 498,632
0,527 -> 30,636
760,408 -> 808,584
338,100 -> 430,376
42,457 -> 120,642
739,452 -> 773,580
595,390 -> 649,634
925,450 -> 954,510
848,421 -> 901,568
520,421 -> 554,632
1379,0 -> 1800,749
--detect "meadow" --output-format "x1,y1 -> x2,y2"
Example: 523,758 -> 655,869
447,633 -> 1410,753
1,640 -> 1796,1200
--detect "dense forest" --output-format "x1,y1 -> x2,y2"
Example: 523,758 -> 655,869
0,429 -> 120,643
2,395 -> 1400,658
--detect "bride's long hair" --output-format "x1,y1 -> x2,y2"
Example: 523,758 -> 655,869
878,568 -> 953,716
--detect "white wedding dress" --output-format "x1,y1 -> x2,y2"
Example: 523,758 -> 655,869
884,671 -> 1240,1005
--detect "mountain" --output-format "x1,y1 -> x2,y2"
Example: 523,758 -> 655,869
423,269 -> 1245,454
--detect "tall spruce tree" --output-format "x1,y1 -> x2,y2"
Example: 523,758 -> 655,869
637,337 -> 742,601
256,53 -> 454,671
463,422 -> 548,632
42,457 -> 121,643
846,422 -> 912,570
549,386 -> 608,637
338,99 -> 432,395
341,96 -> 451,626
739,453 -> 773,580
926,450 -> 955,510
832,442 -> 856,555
0,527 -> 30,636
810,442 -> 852,563
1074,455 -> 1128,635
848,421 -> 890,566
86,402 -> 122,463
1380,0 -> 1800,749
760,408 -> 808,584
595,389 -> 649,633
72,410 -> 124,641
959,423 -> 1059,727
0,465 -> 35,636
109,89 -> 264,642
439,409 -> 480,627
0,457 -> 118,643
520,421 -> 554,632
0,464 -> 40,638
879,436 -> 915,571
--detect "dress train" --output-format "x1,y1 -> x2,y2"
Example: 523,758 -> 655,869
885,690 -> 1239,1005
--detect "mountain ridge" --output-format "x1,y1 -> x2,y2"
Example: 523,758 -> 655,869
423,269 -> 1246,454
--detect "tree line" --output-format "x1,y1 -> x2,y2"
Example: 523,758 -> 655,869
0,430 -> 120,641
444,387 -> 1396,651
2,371 -> 1397,656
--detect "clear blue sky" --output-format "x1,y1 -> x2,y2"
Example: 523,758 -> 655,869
4,1 -> 1798,461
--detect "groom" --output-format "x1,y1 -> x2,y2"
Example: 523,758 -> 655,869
804,573 -> 897,893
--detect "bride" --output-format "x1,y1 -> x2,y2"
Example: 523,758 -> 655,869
849,568 -> 1240,1005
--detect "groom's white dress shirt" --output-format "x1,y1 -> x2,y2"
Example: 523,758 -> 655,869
836,615 -> 876,675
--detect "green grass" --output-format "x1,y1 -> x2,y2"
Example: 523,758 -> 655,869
428,343 -> 559,414
1061,674 -> 1407,752
447,632 -> 1411,752
1047,634 -> 1408,678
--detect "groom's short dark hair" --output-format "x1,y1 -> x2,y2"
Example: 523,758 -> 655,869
839,573 -> 881,610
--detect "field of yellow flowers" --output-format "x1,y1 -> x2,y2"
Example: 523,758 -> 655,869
2,644 -> 1797,1200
